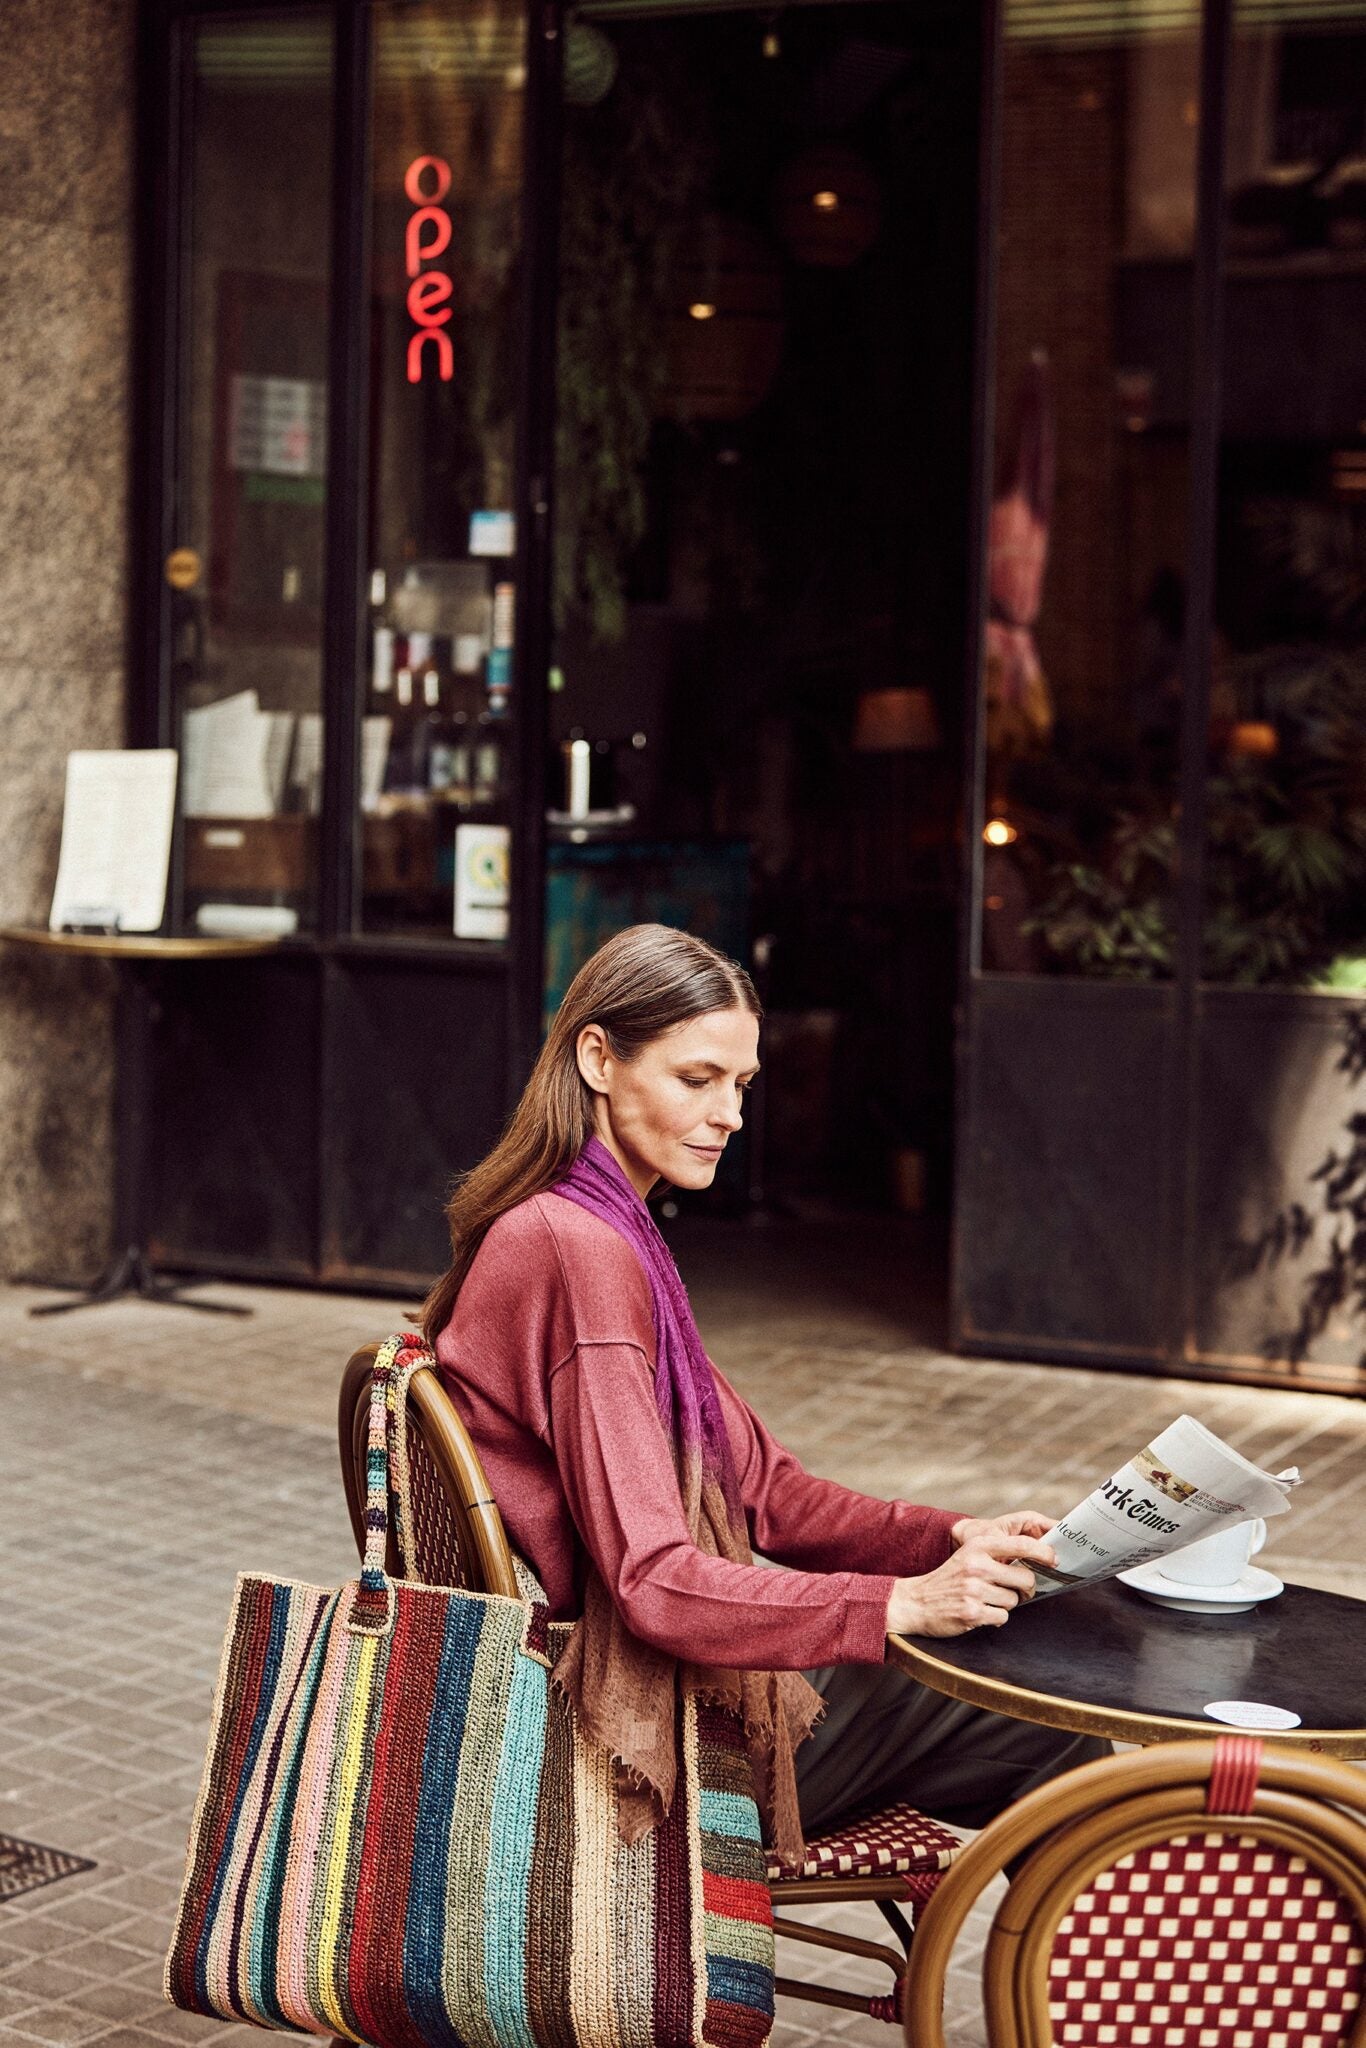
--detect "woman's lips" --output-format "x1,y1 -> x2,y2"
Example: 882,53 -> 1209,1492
685,1143 -> 724,1159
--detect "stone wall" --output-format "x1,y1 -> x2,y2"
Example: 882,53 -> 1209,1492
0,0 -> 134,1281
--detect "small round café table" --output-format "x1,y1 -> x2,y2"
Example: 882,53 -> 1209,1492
888,1575 -> 1366,1757
0,925 -> 279,1315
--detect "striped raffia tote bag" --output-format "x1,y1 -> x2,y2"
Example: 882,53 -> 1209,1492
165,1335 -> 776,2048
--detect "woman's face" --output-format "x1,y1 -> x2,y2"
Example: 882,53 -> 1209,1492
577,1005 -> 760,1198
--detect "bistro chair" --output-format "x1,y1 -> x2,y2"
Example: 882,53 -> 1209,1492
339,1341 -> 965,2025
902,1733 -> 1366,2048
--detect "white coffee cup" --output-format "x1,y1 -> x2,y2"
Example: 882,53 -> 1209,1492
1160,1517 -> 1267,1589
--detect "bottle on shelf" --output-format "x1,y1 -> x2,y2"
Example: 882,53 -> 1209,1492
371,624 -> 395,700
471,710 -> 504,809
486,579 -> 514,716
428,695 -> 471,804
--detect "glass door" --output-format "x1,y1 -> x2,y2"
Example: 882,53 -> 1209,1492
954,4 -> 1204,1364
1190,0 -> 1366,1383
356,0 -> 529,945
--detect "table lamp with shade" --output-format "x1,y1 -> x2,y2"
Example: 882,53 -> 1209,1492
852,685 -> 942,753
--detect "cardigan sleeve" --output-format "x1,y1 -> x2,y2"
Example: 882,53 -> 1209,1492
711,1365 -> 966,1581
546,1341 -> 898,1668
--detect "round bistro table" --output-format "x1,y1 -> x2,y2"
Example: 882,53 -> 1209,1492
888,1575 -> 1366,1757
0,925 -> 279,1314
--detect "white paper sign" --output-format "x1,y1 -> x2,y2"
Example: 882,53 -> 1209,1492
229,375 -> 327,477
182,691 -> 276,818
49,750 -> 178,934
454,822 -> 509,940
469,510 -> 515,557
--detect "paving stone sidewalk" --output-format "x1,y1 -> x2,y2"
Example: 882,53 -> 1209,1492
1,1222 -> 1362,2048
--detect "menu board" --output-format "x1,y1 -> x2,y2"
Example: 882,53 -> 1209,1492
49,751 -> 178,934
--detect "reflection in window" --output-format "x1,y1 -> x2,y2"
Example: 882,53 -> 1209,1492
1207,5 -> 1366,988
177,17 -> 333,938
980,20 -> 1199,980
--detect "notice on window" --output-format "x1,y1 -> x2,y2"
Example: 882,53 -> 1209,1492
229,375 -> 327,478
454,822 -> 509,941
182,691 -> 279,818
49,750 -> 178,934
468,510 -> 515,558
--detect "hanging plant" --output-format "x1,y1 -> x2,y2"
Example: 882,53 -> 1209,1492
555,36 -> 713,642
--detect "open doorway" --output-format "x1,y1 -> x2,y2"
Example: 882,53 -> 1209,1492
547,0 -> 982,1230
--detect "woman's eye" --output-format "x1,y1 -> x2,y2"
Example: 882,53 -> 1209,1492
679,1075 -> 707,1089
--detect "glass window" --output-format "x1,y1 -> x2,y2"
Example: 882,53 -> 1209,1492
1204,2 -> 1366,990
979,18 -> 1201,980
359,0 -> 526,941
175,14 -> 334,937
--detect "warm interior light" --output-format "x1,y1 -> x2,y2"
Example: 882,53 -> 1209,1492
688,301 -> 717,321
983,817 -> 1018,846
761,28 -> 780,57
852,687 -> 941,753
1227,721 -> 1279,758
812,189 -> 840,212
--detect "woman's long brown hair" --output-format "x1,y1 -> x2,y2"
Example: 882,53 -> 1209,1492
421,923 -> 761,1344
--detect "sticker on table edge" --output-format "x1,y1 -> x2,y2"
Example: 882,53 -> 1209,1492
1203,1699 -> 1302,1730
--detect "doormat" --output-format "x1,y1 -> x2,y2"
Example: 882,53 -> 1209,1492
0,1834 -> 95,1902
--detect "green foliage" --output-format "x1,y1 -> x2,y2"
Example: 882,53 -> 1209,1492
1023,644 -> 1366,986
1024,816 -> 1176,980
1242,498 -> 1366,639
1314,954 -> 1366,992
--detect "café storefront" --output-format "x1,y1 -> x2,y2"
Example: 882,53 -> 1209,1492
129,0 -> 1366,1394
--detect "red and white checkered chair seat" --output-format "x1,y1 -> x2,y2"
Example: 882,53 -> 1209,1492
767,1800 -> 964,1893
1047,1831 -> 1366,2048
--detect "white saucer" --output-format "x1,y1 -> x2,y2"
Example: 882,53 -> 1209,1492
1116,1559 -> 1284,1615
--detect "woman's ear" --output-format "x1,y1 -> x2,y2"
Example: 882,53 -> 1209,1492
576,1023 -> 611,1096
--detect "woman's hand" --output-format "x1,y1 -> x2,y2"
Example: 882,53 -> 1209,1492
886,1519 -> 1058,1637
948,1510 -> 1056,1550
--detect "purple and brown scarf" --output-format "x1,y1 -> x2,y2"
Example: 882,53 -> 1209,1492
549,1136 -> 822,1865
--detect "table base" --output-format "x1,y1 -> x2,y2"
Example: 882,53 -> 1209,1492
23,1244 -> 252,1318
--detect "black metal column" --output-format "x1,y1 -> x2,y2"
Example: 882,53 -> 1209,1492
1169,0 -> 1234,1368
948,0 -> 1004,1348
507,0 -> 564,1091
319,0 -> 373,942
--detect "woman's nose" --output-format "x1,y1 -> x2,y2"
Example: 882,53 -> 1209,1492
712,1094 -> 744,1133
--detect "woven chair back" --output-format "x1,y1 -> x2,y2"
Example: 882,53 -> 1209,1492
903,1738 -> 1366,2048
338,1340 -> 520,1597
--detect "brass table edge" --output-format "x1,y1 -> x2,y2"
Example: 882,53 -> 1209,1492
0,925 -> 280,960
886,1633 -> 1366,1757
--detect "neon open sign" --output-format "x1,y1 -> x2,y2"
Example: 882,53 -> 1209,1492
405,155 -> 453,384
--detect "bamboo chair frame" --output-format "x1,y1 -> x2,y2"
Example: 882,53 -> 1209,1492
339,1342 -> 923,2022
901,1737 -> 1366,2048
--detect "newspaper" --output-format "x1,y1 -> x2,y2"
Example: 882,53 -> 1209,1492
1031,1415 -> 1301,1597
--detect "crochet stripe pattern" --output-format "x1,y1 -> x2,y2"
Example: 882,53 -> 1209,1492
166,1335 -> 775,2047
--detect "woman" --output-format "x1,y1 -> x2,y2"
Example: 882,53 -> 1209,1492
426,924 -> 1102,1865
